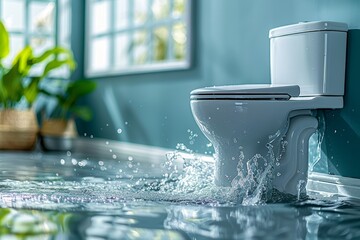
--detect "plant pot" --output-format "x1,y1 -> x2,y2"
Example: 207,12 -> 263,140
40,119 -> 78,151
0,109 -> 39,150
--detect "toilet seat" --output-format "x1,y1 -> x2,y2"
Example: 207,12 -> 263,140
190,84 -> 300,100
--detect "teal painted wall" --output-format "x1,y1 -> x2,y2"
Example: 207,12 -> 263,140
73,0 -> 360,177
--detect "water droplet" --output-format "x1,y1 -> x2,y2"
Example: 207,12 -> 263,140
206,143 -> 212,148
71,158 -> 78,165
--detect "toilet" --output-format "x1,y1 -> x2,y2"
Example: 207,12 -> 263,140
190,21 -> 348,195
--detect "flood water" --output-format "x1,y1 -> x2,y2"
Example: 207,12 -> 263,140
0,148 -> 360,239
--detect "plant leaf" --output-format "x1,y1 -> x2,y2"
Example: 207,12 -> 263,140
2,61 -> 24,103
24,77 -> 41,105
67,80 -> 97,98
43,58 -> 75,78
12,46 -> 33,75
0,21 -> 9,59
69,106 -> 93,121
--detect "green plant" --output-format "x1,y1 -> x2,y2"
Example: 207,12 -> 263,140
43,79 -> 97,121
0,21 -> 76,109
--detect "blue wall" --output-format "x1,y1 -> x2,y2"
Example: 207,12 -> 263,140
74,0 -> 360,177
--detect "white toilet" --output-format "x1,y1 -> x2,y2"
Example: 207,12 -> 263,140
190,21 -> 348,195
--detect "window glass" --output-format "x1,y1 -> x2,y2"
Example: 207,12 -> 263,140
86,0 -> 191,76
2,0 -> 25,31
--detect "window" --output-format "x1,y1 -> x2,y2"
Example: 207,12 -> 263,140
0,0 -> 71,77
85,0 -> 191,77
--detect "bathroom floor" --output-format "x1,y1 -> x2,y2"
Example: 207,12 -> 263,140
0,145 -> 359,239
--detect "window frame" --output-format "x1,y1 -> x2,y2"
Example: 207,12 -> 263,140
84,0 -> 192,78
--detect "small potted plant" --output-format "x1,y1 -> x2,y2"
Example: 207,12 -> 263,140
0,21 -> 76,150
40,79 -> 97,151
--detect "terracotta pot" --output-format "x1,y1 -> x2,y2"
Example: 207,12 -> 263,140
0,110 -> 39,150
40,119 -> 78,151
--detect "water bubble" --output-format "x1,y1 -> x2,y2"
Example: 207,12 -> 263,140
112,154 -> 117,159
105,141 -> 109,145
109,149 -> 113,153
206,143 -> 212,148
66,151 -> 71,157
128,156 -> 133,161
60,159 -> 65,165
277,172 -> 281,177
119,169 -> 123,173
117,128 -> 123,134
125,122 -> 128,125
71,159 -> 78,165
106,123 -> 109,127
98,161 -> 104,166
83,133 -> 87,137
90,135 -> 94,139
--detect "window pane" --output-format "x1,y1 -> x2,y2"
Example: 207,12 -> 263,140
153,27 -> 168,62
173,0 -> 186,18
90,37 -> 110,71
115,34 -> 130,68
134,0 -> 148,26
91,0 -> 111,35
2,0 -> 25,31
172,23 -> 186,60
133,31 -> 148,65
3,35 -> 24,67
115,0 -> 129,30
58,0 -> 71,48
152,0 -> 170,21
31,37 -> 55,55
30,1 -> 55,34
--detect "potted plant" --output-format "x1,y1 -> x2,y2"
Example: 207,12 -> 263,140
0,21 -> 76,150
40,79 -> 97,151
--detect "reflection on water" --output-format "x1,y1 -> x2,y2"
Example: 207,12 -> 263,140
0,151 -> 360,239
2,200 -> 360,240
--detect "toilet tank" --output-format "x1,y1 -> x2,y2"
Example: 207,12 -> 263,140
269,21 -> 348,96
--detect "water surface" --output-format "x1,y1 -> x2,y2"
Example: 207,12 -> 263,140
0,150 -> 359,239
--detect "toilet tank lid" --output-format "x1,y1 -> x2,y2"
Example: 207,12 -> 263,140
190,84 -> 300,97
269,21 -> 348,38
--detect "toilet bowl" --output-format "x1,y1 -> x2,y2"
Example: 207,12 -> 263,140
190,21 -> 348,195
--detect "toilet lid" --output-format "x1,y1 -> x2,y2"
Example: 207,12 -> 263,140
190,84 -> 300,100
